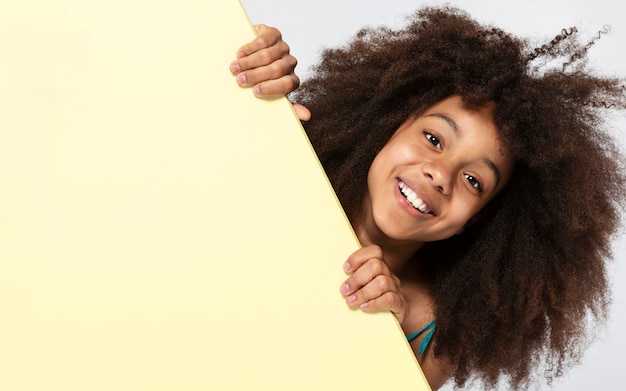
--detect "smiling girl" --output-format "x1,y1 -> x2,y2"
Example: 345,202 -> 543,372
230,7 -> 626,390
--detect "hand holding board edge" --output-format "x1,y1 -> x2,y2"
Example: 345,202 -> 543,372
0,0 -> 430,389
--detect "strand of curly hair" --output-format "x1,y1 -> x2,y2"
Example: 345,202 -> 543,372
292,6 -> 626,389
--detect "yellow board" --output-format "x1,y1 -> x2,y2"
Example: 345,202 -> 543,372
0,1 -> 429,389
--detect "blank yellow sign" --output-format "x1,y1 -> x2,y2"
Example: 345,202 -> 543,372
0,1 -> 429,389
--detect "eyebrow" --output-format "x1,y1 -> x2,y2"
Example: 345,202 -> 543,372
481,158 -> 501,187
426,112 -> 501,186
426,113 -> 459,133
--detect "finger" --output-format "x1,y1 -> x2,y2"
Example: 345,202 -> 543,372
236,55 -> 297,88
345,274 -> 398,308
234,41 -> 292,74
252,75 -> 300,98
229,25 -> 285,75
292,104 -> 311,121
343,245 -> 384,274
237,24 -> 281,58
360,292 -> 409,323
340,256 -> 388,297
253,24 -> 266,34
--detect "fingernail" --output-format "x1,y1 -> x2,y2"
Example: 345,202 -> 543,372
253,85 -> 260,96
347,295 -> 356,304
343,261 -> 351,272
340,283 -> 349,295
236,73 -> 247,85
236,50 -> 245,59
360,302 -> 369,309
230,63 -> 240,73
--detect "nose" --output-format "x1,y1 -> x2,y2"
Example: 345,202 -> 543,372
422,162 -> 453,195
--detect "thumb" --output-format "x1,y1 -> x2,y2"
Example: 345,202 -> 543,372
292,103 -> 311,121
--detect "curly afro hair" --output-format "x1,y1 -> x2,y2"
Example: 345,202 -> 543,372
293,6 -> 626,389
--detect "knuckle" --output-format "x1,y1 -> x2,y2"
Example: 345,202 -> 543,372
384,293 -> 401,310
345,276 -> 358,291
278,40 -> 290,54
348,248 -> 367,267
267,62 -> 282,78
364,244 -> 384,260
353,290 -> 365,303
261,78 -> 292,97
282,76 -> 298,94
374,275 -> 389,291
278,78 -> 292,93
257,50 -> 273,65
372,245 -> 384,258
256,35 -> 271,49
259,49 -> 278,67
369,258 -> 385,275
268,26 -> 282,40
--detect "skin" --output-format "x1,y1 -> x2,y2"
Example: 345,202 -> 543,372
230,24 -> 311,120
342,97 -> 514,388
355,97 -> 514,270
233,28 -> 514,390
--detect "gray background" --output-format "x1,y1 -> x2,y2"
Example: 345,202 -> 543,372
240,1 -> 626,389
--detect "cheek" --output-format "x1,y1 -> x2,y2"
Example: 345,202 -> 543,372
448,197 -> 483,229
365,161 -> 377,197
444,215 -> 471,237
366,152 -> 389,190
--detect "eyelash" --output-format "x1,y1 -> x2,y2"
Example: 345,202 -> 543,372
464,174 -> 483,192
425,132 -> 441,149
425,132 -> 483,192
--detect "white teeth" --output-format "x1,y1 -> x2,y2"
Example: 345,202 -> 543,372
398,181 -> 431,214
413,199 -> 426,210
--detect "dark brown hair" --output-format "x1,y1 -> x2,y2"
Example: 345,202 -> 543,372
293,7 -> 626,389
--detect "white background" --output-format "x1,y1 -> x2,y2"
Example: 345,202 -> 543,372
240,1 -> 625,389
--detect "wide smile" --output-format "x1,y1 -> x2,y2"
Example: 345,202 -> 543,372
398,180 -> 433,215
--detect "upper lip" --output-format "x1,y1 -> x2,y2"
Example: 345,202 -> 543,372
399,178 -> 437,216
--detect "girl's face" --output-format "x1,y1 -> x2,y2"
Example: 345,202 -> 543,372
359,96 -> 514,249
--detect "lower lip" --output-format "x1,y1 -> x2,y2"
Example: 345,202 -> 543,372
394,179 -> 432,218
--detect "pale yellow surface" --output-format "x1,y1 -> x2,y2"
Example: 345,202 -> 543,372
0,1 -> 429,389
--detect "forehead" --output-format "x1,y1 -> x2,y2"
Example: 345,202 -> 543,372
421,96 -> 497,131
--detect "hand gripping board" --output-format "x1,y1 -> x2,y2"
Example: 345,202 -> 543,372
0,1 -> 430,389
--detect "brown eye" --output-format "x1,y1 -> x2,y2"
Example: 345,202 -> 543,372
464,174 -> 482,192
425,132 -> 441,150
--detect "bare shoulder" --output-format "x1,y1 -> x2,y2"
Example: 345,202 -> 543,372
400,273 -> 455,390
419,348 -> 455,390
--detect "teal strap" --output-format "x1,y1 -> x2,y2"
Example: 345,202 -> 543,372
406,320 -> 436,357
